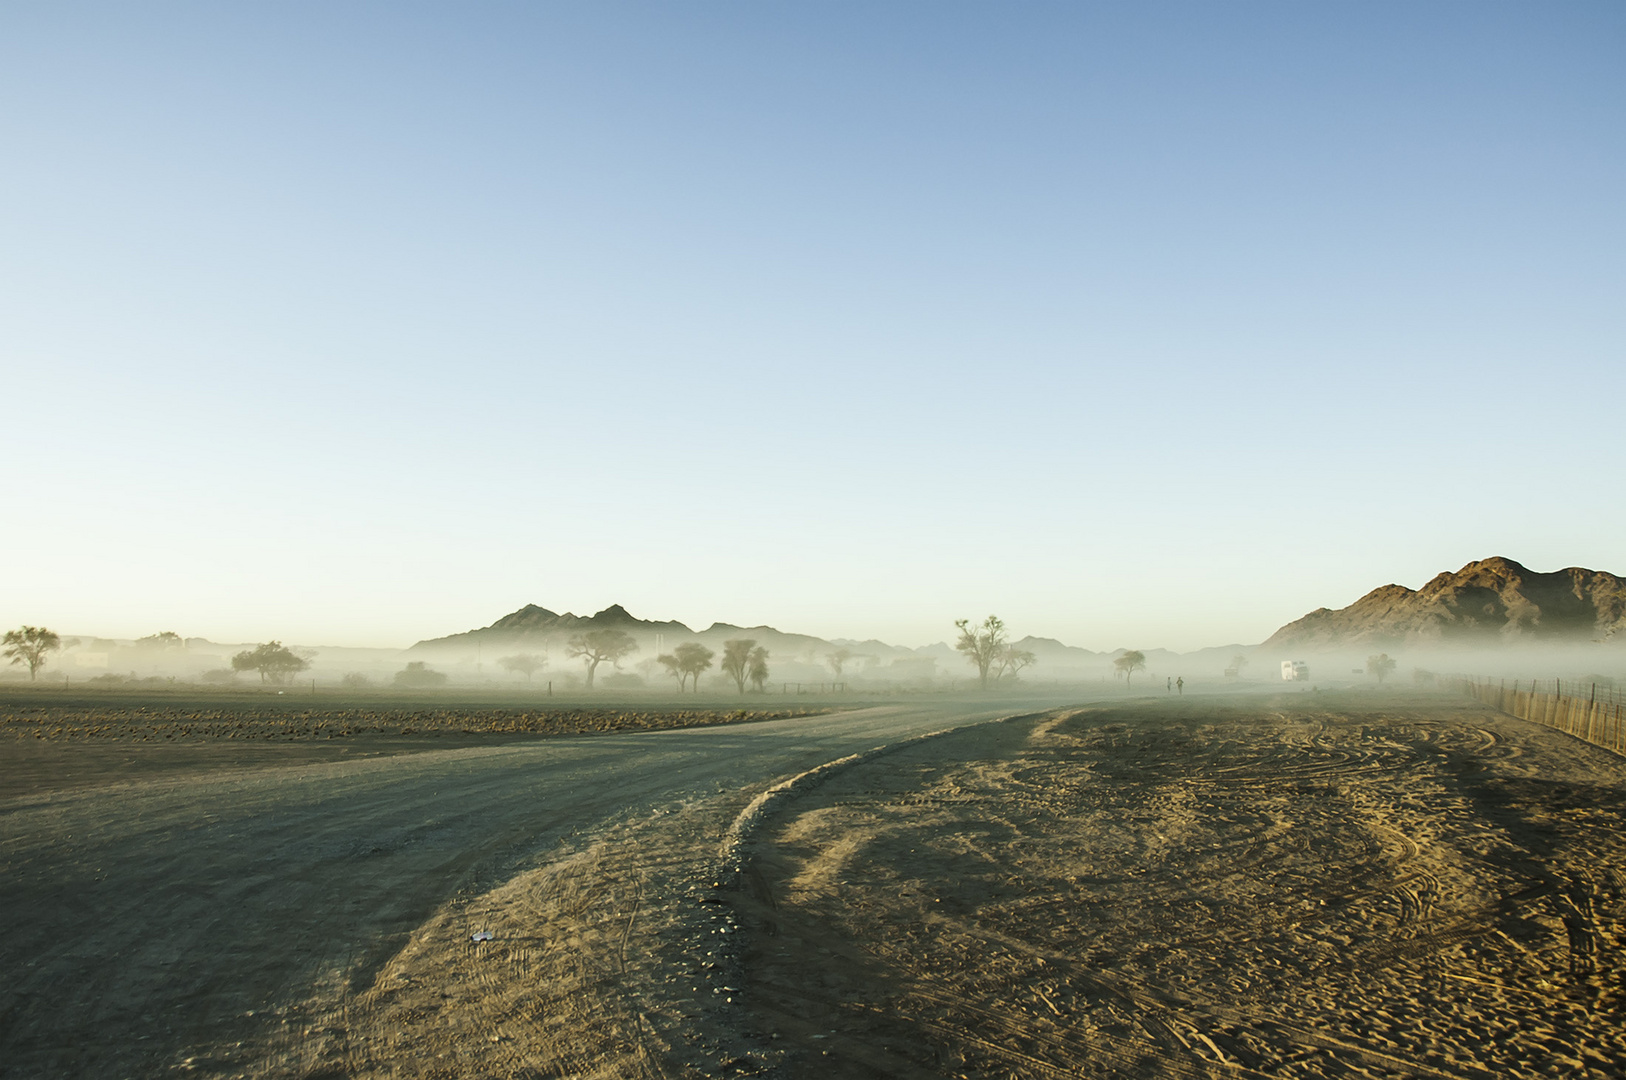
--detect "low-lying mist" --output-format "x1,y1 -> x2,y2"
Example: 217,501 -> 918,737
18,629 -> 1623,696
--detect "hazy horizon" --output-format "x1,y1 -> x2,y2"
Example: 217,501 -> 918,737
27,557 -> 1626,672
14,551 -> 1623,654
5,4 -> 1622,652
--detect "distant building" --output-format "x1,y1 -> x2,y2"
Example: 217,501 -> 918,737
1281,660 -> 1309,681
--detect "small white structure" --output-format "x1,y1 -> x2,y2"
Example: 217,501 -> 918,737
1281,660 -> 1309,681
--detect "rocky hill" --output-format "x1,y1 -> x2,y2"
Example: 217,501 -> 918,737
1264,557 -> 1626,649
413,604 -> 899,668
412,603 -> 694,649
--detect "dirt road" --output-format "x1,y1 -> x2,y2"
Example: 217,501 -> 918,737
0,698 -> 1028,1078
6,690 -> 1624,1079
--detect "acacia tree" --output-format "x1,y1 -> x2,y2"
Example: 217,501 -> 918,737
1367,653 -> 1397,684
498,653 -> 546,682
954,616 -> 1008,689
1113,649 -> 1147,687
721,639 -> 762,694
657,653 -> 686,691
669,642 -> 714,692
230,641 -> 310,684
3,626 -> 62,681
566,629 -> 638,689
826,648 -> 853,678
748,646 -> 770,691
993,644 -> 1037,682
136,631 -> 184,649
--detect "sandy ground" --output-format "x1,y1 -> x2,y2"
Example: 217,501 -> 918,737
4,691 -> 1623,1078
730,693 -> 1626,1078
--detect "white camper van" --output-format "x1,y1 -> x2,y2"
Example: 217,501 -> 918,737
1281,660 -> 1309,681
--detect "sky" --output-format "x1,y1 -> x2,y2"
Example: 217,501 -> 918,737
3,2 -> 1623,652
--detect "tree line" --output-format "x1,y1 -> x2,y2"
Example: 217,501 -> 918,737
5,617 -> 1145,694
0,627 -> 316,686
554,629 -> 771,693
477,630 -> 769,693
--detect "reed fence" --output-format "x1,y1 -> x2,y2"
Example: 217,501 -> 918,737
1449,675 -> 1626,756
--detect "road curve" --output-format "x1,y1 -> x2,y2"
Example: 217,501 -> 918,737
0,696 -> 1059,1078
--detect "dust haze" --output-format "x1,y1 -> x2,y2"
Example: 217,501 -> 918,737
25,627 -> 1624,698
5,562 -> 1626,1078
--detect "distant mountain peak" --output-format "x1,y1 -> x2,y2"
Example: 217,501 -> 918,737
486,604 -> 562,632
412,601 -> 692,650
1265,558 -> 1626,649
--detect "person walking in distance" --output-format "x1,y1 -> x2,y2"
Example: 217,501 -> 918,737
1167,677 -> 1172,692
1177,676 -> 1184,695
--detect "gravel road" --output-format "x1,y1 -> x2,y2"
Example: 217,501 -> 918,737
0,696 -> 1046,1078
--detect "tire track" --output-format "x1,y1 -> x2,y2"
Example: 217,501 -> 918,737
738,698 -> 1626,1078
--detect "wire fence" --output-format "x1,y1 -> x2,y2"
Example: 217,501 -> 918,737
780,682 -> 848,695
1448,675 -> 1626,756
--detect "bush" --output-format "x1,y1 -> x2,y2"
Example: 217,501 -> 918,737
393,662 -> 448,689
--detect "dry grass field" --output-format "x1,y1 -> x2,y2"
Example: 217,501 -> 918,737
0,698 -> 821,799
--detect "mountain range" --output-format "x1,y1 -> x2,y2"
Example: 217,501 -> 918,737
40,557 -> 1619,688
413,558 -> 1624,672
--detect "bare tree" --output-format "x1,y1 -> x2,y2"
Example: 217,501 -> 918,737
1367,653 -> 1397,685
721,639 -> 759,694
566,629 -> 638,689
1113,650 -> 1146,687
993,644 -> 1037,682
748,646 -> 770,691
230,641 -> 311,684
498,653 -> 546,682
954,616 -> 1008,689
3,626 -> 62,681
826,648 -> 853,678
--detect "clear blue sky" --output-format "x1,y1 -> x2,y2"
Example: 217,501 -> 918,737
3,2 -> 1622,650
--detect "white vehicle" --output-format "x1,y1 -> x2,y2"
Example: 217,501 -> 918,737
1281,660 -> 1309,681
